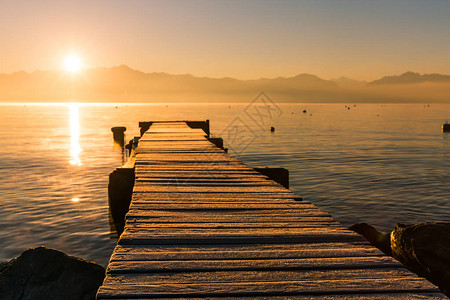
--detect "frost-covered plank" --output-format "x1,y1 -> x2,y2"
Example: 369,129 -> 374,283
134,181 -> 282,189
97,276 -> 441,299
103,268 -> 420,284
107,256 -> 401,273
135,172 -> 268,179
124,222 -> 342,230
110,243 -> 383,261
132,185 -> 296,194
124,214 -> 331,224
128,202 -> 316,210
122,226 -> 356,236
118,232 -> 364,245
132,192 -> 303,201
125,208 -> 329,217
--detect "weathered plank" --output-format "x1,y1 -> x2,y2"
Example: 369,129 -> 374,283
97,277 -> 440,299
125,209 -> 331,219
106,255 -> 401,273
118,232 -> 365,245
102,268 -> 422,285
184,294 -> 445,299
110,243 -> 383,261
135,173 -> 268,179
132,185 -> 297,194
128,203 -> 317,210
131,192 -> 304,201
134,181 -> 282,188
125,216 -> 338,225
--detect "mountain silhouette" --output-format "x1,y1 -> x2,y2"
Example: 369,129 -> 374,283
0,66 -> 450,102
368,71 -> 450,85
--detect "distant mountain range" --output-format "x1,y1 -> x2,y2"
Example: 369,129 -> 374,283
0,66 -> 450,102
368,71 -> 450,85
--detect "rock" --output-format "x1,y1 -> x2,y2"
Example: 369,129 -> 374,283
0,247 -> 105,300
391,222 -> 450,296
349,223 -> 391,255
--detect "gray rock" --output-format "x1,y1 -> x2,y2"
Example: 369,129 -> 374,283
0,247 -> 105,300
391,222 -> 450,296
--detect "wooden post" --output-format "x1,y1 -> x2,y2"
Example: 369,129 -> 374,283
254,167 -> 289,189
108,167 -> 135,236
111,127 -> 126,147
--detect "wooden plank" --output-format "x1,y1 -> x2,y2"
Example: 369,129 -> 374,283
110,243 -> 383,261
124,223 -> 343,230
98,290 -> 444,300
191,294 -> 445,299
136,149 -> 226,154
125,208 -> 330,217
128,203 -> 317,210
97,276 -> 440,298
132,185 -> 297,194
135,173 -> 268,179
102,268 -> 421,284
131,192 -> 303,201
124,217 -> 335,226
134,180 -> 282,188
118,232 -> 365,245
106,256 -> 402,273
130,199 -> 307,205
122,226 -> 358,236
134,178 -> 272,184
138,140 -> 211,144
135,163 -> 250,169
126,216 -> 337,224
135,163 -> 253,169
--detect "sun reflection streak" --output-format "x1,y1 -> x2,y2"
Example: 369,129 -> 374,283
69,104 -> 82,166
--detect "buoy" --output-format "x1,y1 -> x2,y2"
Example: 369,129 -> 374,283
443,121 -> 450,132
303,109 -> 307,113
270,127 -> 275,132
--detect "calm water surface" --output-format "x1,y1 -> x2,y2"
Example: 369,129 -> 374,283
0,103 -> 449,266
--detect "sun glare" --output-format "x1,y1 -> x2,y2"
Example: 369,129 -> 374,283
69,103 -> 82,166
64,55 -> 82,72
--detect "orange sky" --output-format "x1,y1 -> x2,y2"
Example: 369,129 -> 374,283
2,0 -> 450,81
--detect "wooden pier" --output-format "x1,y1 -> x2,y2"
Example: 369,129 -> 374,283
98,121 -> 443,298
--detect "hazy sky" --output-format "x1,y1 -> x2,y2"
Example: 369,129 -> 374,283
2,0 -> 450,80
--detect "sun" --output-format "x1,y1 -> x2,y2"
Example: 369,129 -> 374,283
64,55 -> 83,73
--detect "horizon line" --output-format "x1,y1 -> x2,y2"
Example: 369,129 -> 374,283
1,65 -> 443,83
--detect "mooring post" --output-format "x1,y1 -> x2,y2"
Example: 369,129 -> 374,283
111,127 -> 126,147
108,166 -> 135,236
254,167 -> 289,189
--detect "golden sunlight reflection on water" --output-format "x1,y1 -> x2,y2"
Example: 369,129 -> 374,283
69,103 -> 82,166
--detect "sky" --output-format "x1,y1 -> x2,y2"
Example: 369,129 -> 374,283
1,0 -> 450,80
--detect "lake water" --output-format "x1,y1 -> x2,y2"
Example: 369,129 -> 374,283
0,102 -> 449,266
